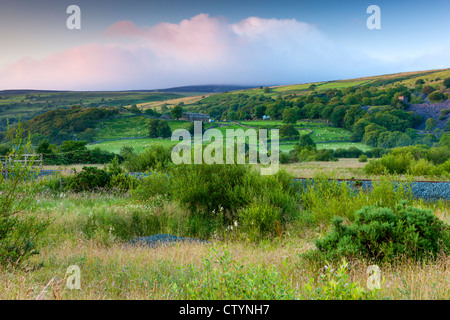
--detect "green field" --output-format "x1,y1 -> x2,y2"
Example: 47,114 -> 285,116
88,119 -> 370,154
240,120 -> 352,142
95,118 -> 194,141
87,138 -> 179,154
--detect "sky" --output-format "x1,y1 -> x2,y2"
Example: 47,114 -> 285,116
0,0 -> 449,91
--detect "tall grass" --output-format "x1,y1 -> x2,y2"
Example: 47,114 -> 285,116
299,173 -> 413,227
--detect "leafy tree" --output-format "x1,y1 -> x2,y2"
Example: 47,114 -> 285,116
350,119 -> 370,142
106,155 -> 123,176
330,106 -> 347,127
59,140 -> 87,153
149,119 -> 172,138
343,105 -> 364,129
363,123 -> 387,147
440,132 -> 450,148
373,94 -> 391,106
130,104 -> 141,114
36,139 -> 55,154
344,94 -> 358,105
149,119 -> 160,138
405,128 -> 418,140
280,124 -> 300,140
145,108 -> 161,117
171,105 -> 183,120
123,145 -> 172,172
254,105 -> 267,119
297,134 -> 316,149
361,97 -> 372,105
282,108 -> 298,124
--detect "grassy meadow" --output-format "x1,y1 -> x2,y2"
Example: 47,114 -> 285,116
1,170 -> 448,300
88,118 -> 370,155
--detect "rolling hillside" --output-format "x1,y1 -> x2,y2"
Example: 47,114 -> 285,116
1,67 -> 449,155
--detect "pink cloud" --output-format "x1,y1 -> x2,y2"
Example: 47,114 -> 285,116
0,14 -> 390,90
107,14 -> 234,64
0,44 -> 145,90
105,21 -> 143,38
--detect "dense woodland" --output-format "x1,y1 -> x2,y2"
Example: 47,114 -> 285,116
192,81 -> 449,148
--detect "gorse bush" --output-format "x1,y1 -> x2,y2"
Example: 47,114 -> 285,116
108,173 -> 139,192
313,203 -> 450,262
131,171 -> 173,200
170,164 -> 301,239
131,163 -> 301,239
68,166 -> 111,192
123,145 -> 172,172
172,163 -> 250,218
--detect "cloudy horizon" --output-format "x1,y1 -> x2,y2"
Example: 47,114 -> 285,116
0,0 -> 449,91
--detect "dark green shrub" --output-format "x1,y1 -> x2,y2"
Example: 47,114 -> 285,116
148,119 -> 172,138
68,167 -> 111,192
443,77 -> 450,88
171,164 -> 301,238
334,147 -> 364,158
123,145 -> 172,172
313,204 -> 450,262
43,148 -> 120,165
428,91 -> 446,103
279,152 -> 291,164
358,154 -> 368,162
108,173 -> 139,192
0,144 -> 10,155
312,149 -> 335,161
131,171 -> 173,200
172,163 -> 249,218
422,85 -> 435,94
106,155 -> 123,176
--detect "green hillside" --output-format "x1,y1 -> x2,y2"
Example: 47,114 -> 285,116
1,67 -> 449,159
0,90 -> 185,131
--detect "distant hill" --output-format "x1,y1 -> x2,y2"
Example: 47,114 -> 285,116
149,85 -> 256,93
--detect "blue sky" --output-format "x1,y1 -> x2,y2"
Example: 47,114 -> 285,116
0,0 -> 449,90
